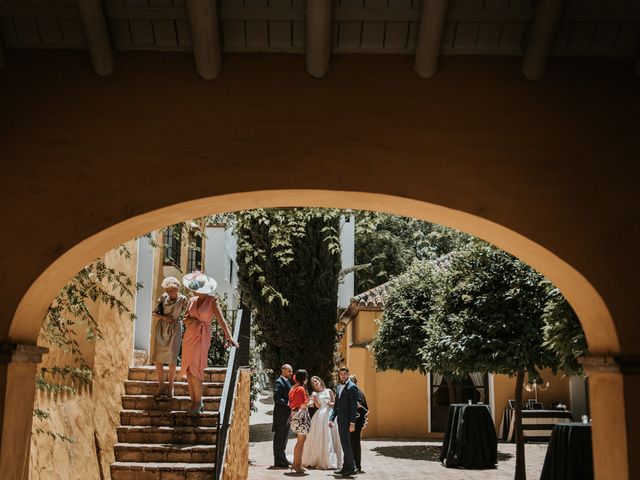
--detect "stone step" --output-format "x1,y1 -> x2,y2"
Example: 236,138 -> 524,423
110,461 -> 215,480
120,409 -> 219,427
116,426 -> 217,445
114,443 -> 216,463
128,366 -> 227,382
125,380 -> 224,397
121,395 -> 221,412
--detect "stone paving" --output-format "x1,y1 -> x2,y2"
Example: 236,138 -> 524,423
249,393 -> 548,480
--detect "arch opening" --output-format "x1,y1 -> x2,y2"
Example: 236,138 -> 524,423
9,189 -> 619,358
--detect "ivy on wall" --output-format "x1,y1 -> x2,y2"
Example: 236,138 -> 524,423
234,208 -> 342,384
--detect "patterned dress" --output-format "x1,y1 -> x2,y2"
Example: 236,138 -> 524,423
289,385 -> 311,435
180,295 -> 216,380
150,293 -> 187,364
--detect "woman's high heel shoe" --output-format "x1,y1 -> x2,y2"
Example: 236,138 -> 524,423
190,400 -> 204,414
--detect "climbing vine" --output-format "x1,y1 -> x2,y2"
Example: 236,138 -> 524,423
234,208 -> 343,383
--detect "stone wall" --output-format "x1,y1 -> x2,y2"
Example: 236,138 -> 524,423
222,368 -> 250,480
29,241 -> 137,480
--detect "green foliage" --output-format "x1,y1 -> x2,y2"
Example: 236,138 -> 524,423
41,258 -> 140,371
421,241 -> 555,377
235,208 -> 342,383
354,212 -> 471,293
37,246 -> 139,441
542,287 -> 588,375
206,307 -> 238,367
371,260 -> 439,373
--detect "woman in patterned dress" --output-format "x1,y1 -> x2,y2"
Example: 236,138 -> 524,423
150,276 -> 188,398
181,271 -> 238,413
288,369 -> 311,473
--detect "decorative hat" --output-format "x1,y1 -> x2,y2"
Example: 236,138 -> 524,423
182,271 -> 217,295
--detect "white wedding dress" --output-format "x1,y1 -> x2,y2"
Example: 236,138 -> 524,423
302,389 -> 343,470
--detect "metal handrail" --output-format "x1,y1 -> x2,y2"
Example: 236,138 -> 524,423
214,308 -> 249,480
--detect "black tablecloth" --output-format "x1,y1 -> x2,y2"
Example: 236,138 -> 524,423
440,404 -> 498,469
540,423 -> 593,480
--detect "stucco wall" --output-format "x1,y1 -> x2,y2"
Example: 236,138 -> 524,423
493,369 -> 573,432
223,368 -> 250,480
1,52 -> 639,479
29,241 -> 137,480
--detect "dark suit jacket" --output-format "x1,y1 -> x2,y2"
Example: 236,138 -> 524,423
330,380 -> 358,425
355,386 -> 369,430
272,376 -> 291,432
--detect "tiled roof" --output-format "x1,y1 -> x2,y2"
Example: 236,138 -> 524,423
339,252 -> 454,324
339,282 -> 392,324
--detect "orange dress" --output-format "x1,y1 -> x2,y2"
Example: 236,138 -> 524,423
181,295 -> 216,380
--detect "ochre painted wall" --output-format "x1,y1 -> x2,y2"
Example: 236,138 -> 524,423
346,310 -> 430,438
29,241 -> 137,480
493,369 -> 573,432
1,52 -> 639,479
1,53 -> 638,358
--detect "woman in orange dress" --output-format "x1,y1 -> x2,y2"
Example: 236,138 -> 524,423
182,271 -> 238,413
288,369 -> 311,473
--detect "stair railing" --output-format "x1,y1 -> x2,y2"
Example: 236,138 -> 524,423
214,307 -> 250,480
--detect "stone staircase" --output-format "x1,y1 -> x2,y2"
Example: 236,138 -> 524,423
110,365 -> 227,480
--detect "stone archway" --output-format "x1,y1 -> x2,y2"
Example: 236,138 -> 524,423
4,189 -> 627,480
1,52 -> 638,480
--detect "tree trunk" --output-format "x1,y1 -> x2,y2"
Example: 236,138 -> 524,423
447,379 -> 456,404
514,369 -> 526,480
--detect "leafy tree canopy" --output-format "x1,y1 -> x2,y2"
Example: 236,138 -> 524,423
354,211 -> 471,293
234,208 -> 342,383
420,241 -> 557,378
371,260 -> 438,373
542,287 -> 588,375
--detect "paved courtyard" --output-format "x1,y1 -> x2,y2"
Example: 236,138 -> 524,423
249,393 -> 548,479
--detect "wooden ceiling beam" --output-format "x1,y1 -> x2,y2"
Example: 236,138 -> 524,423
77,0 -> 115,76
414,0 -> 450,79
522,0 -> 564,80
185,0 -> 221,80
306,0 -> 332,78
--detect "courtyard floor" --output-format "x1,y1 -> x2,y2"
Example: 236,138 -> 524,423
249,393 -> 548,479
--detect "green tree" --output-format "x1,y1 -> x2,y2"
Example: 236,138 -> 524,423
235,208 -> 342,383
371,260 -> 438,373
421,241 -> 556,480
354,212 -> 470,293
542,286 -> 588,375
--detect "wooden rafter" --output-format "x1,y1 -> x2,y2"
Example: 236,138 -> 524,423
77,0 -> 115,76
306,0 -> 332,78
414,0 -> 450,78
522,0 -> 565,80
185,0 -> 221,80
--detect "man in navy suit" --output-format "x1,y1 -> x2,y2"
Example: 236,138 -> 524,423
329,366 -> 358,476
350,375 -> 369,474
272,363 -> 293,468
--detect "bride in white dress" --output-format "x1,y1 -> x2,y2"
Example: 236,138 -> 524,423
302,376 -> 343,470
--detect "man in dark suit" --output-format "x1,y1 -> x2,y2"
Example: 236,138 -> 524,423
350,375 -> 369,474
272,363 -> 293,468
329,366 -> 358,476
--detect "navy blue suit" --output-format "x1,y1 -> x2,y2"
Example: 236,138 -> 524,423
331,380 -> 358,471
272,376 -> 291,466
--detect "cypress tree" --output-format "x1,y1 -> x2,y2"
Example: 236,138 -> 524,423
235,208 -> 341,383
